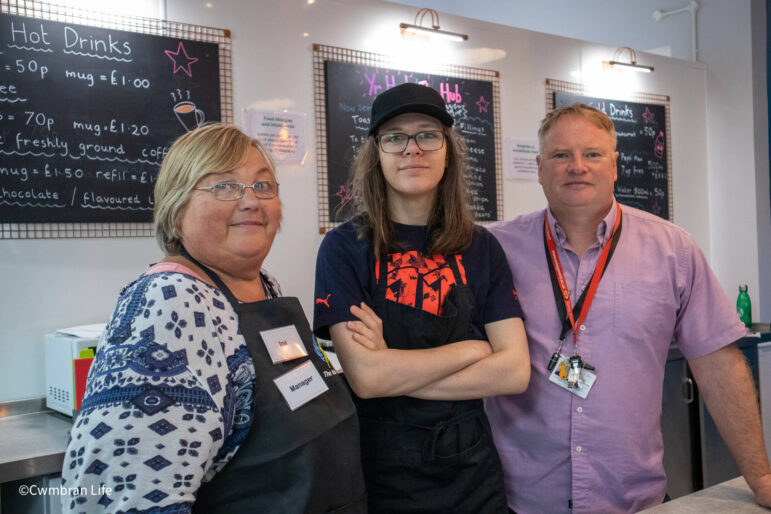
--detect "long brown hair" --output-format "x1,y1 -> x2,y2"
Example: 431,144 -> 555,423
346,127 -> 475,260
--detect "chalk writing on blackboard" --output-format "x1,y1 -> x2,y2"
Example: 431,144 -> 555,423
0,14 -> 221,223
323,60 -> 498,223
553,92 -> 670,220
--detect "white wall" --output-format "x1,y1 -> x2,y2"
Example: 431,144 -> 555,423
752,0 -> 771,322
0,0 -> 719,401
389,0 -> 700,60
0,239 -> 162,401
752,0 -> 771,321
700,1 -> 760,322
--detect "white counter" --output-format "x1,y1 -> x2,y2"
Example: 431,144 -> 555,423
641,477 -> 766,513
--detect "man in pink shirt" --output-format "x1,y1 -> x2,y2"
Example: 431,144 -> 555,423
485,103 -> 771,513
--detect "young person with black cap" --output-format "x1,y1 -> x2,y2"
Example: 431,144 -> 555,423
313,82 -> 530,513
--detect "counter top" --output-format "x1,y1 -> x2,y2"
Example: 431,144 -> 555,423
0,402 -> 767,513
0,400 -> 71,483
641,477 -> 766,513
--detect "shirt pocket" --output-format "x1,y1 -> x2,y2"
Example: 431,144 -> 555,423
613,281 -> 676,342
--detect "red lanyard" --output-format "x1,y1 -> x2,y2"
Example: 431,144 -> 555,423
543,203 -> 622,346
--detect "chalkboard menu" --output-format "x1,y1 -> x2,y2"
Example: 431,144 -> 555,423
323,59 -> 499,224
0,13 -> 221,223
554,91 -> 671,220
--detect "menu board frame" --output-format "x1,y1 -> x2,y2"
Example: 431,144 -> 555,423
312,44 -> 503,233
0,0 -> 232,239
545,78 -> 673,221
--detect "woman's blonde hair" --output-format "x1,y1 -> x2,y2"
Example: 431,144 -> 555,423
153,123 -> 276,255
347,127 -> 475,260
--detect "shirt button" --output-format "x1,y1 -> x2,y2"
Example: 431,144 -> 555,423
576,446 -> 582,452
576,406 -> 583,413
579,324 -> 586,331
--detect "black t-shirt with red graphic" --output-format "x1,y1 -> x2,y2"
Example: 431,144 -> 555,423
313,218 -> 523,341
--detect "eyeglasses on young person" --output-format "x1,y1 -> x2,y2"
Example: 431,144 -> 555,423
376,130 -> 446,153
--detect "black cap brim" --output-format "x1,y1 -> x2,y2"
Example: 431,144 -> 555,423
367,83 -> 455,136
369,103 -> 454,136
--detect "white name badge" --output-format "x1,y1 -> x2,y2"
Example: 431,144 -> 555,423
548,354 -> 597,399
273,360 -> 329,411
260,324 -> 308,363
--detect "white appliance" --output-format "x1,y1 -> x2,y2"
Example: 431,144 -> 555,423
44,324 -> 104,416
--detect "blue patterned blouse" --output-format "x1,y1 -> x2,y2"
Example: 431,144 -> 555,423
61,269 -> 281,513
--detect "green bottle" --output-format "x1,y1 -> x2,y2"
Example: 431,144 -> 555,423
737,284 -> 752,328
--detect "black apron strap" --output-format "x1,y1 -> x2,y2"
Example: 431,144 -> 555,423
180,247 -> 279,303
181,247 -> 236,300
445,254 -> 466,286
376,252 -> 389,298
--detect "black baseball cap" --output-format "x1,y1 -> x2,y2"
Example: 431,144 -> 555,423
368,83 -> 454,136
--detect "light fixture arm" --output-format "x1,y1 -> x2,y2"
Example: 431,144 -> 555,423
399,7 -> 469,42
613,46 -> 639,65
652,1 -> 698,61
415,8 -> 441,30
604,46 -> 655,73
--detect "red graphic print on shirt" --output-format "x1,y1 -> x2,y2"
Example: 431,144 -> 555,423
376,252 -> 467,315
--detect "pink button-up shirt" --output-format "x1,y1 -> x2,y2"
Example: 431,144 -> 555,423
485,201 -> 745,513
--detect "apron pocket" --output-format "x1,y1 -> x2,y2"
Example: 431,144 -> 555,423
431,415 -> 486,461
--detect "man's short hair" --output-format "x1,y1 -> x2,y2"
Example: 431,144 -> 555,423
538,103 -> 617,151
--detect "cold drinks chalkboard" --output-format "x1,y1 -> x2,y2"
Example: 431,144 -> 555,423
321,58 -> 500,225
0,13 -> 222,223
553,91 -> 671,220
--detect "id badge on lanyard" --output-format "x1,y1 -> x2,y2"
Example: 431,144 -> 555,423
543,204 -> 622,398
548,353 -> 597,398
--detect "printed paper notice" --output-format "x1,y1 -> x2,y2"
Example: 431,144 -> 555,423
243,109 -> 307,165
504,138 -> 539,181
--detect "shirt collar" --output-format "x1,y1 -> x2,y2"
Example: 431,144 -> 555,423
546,198 -> 619,249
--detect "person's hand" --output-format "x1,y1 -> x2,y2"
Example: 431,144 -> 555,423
347,302 -> 388,350
749,473 -> 771,508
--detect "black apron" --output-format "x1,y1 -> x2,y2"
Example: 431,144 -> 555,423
187,252 -> 367,513
355,255 -> 508,513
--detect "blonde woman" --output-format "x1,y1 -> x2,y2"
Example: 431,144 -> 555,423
63,124 -> 365,513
